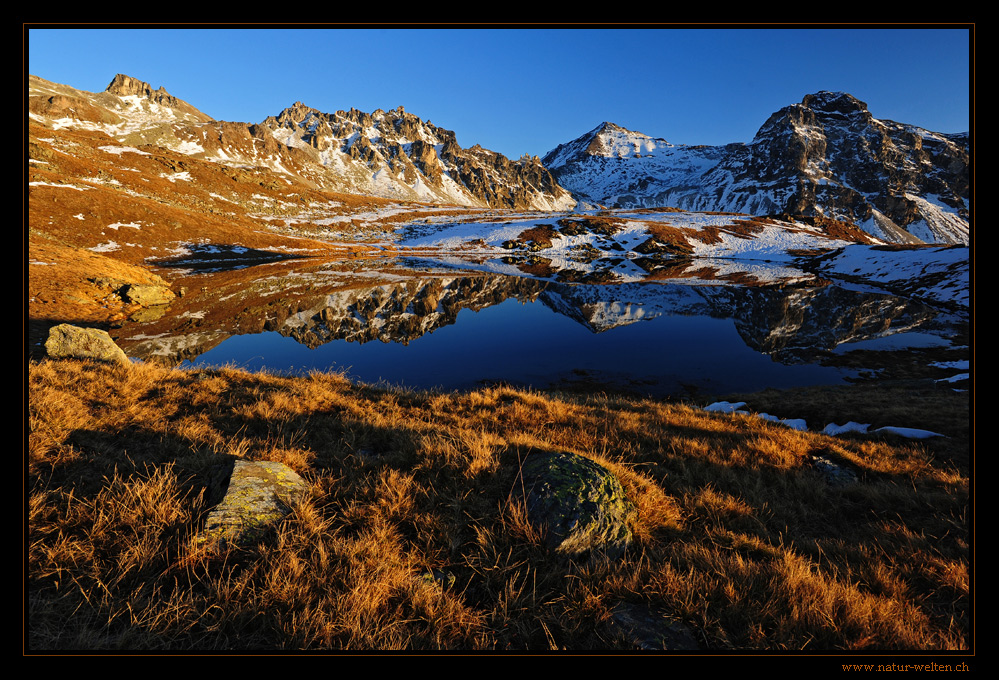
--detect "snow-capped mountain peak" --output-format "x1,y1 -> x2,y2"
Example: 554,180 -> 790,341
542,121 -> 674,168
544,91 -> 969,245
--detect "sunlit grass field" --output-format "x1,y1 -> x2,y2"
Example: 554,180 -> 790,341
27,358 -> 969,651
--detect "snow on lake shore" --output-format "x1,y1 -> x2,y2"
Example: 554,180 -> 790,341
812,245 -> 969,309
705,403 -> 946,439
391,210 -> 970,308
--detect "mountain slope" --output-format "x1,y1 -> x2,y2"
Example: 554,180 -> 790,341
544,92 -> 969,245
541,122 -> 728,211
29,73 -> 215,133
259,101 -> 574,209
28,74 -> 575,211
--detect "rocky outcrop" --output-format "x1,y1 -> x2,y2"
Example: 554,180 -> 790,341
262,102 -> 576,210
201,460 -> 310,546
44,323 -> 130,366
516,450 -> 636,557
103,73 -> 213,122
29,93 -> 123,126
29,73 -> 214,148
106,74 -> 173,102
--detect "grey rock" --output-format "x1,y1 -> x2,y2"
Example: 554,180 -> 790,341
44,323 -> 130,365
810,454 -> 858,487
606,603 -> 700,650
517,450 -> 637,557
201,460 -> 310,546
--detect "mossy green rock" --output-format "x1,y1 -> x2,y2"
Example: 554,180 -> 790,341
201,460 -> 309,546
519,450 -> 636,557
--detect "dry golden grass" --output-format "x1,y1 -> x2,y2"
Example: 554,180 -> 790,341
27,122 -> 417,349
26,359 -> 970,652
515,224 -> 562,249
768,214 -> 881,244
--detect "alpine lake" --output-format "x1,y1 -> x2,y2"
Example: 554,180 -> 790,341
112,246 -> 968,401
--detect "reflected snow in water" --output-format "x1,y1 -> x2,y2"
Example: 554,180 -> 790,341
183,288 -> 867,397
126,254 -> 959,398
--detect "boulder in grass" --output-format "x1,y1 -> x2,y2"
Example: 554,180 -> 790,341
703,401 -> 747,413
120,283 -> 175,306
201,460 -> 310,547
44,323 -> 130,365
810,453 -> 858,487
517,450 -> 636,558
606,602 -> 700,650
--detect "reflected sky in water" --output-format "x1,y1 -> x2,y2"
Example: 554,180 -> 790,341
184,294 -> 858,397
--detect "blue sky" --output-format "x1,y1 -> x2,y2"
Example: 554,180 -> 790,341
27,26 -> 971,160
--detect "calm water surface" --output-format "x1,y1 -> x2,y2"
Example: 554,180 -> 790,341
147,251 -> 963,398
182,292 -> 865,397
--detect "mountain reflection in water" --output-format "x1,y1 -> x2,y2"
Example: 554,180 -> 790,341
120,255 -> 952,398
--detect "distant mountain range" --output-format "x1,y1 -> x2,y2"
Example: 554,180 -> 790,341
28,74 -> 574,211
28,75 -> 969,244
543,92 -> 969,245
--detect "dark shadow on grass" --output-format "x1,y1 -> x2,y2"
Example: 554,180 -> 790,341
150,244 -> 310,273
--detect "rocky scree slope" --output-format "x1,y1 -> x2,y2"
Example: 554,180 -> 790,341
543,92 -> 969,245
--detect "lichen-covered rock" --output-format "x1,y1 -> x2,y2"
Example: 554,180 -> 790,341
810,454 -> 858,487
120,283 -> 175,306
44,323 -> 130,365
518,450 -> 636,557
201,460 -> 310,546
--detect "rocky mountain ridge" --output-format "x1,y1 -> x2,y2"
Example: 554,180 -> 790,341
28,75 -> 969,244
261,100 -> 574,209
28,74 -> 574,211
29,73 -> 214,133
543,92 -> 969,245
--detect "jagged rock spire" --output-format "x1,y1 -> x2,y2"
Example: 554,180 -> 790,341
105,74 -> 166,98
101,73 -> 213,123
